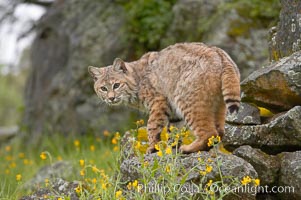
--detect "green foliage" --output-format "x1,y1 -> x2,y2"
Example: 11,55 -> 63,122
223,0 -> 280,37
231,0 -> 281,19
0,69 -> 27,126
119,0 -> 177,57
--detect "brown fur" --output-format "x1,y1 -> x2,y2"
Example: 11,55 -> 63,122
88,42 -> 240,154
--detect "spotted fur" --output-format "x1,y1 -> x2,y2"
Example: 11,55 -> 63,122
88,42 -> 240,154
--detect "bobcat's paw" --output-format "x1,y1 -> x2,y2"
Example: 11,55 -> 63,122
179,145 -> 190,154
179,140 -> 208,154
146,146 -> 156,154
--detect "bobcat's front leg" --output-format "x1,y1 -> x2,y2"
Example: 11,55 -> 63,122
146,96 -> 169,154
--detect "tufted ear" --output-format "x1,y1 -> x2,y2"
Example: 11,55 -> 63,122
88,66 -> 102,81
113,58 -> 127,73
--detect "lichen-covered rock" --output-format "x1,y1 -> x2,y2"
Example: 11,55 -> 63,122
269,0 -> 301,61
223,106 -> 301,154
233,145 -> 280,186
120,131 -> 258,200
20,178 -> 80,200
278,151 -> 301,200
226,103 -> 261,125
24,161 -> 75,189
241,51 -> 301,112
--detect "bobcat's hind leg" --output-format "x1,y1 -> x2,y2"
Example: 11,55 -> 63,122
215,103 -> 226,138
178,102 -> 218,153
145,96 -> 169,154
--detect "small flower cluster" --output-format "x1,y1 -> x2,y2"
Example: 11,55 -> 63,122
241,176 -> 260,186
111,132 -> 121,152
132,122 -> 195,156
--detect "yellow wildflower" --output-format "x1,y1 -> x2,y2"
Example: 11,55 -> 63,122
80,169 -> 85,176
143,161 -> 149,167
127,182 -> 132,190
57,198 -> 63,200
137,127 -> 148,141
134,141 -> 141,150
5,146 -> 11,152
74,140 -> 80,147
207,136 -> 221,147
112,138 -> 118,145
75,185 -> 81,194
113,146 -> 119,152
135,119 -> 144,126
23,159 -> 29,165
90,145 -> 95,152
45,178 -> 49,187
10,162 -> 16,168
103,130 -> 110,137
92,178 -> 97,184
206,165 -> 213,173
40,152 -> 47,160
79,159 -> 85,167
200,171 -> 207,176
206,180 -> 213,187
5,155 -> 12,161
160,127 -> 169,141
132,180 -> 138,189
254,178 -> 260,186
165,165 -> 171,173
92,166 -> 99,173
18,153 -> 25,159
241,176 -> 252,185
101,183 -> 107,190
157,150 -> 163,157
57,156 -> 63,161
155,144 -> 160,151
169,126 -> 177,132
16,174 -> 22,181
171,139 -> 179,147
115,190 -> 123,198
165,146 -> 172,155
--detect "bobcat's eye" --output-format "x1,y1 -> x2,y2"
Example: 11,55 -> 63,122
100,86 -> 108,92
113,83 -> 120,89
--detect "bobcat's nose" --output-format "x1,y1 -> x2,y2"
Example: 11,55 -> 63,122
108,97 -> 115,102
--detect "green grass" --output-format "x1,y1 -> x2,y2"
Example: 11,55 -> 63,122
0,69 -> 28,126
0,131 -> 118,199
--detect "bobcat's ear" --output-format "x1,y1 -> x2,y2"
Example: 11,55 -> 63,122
88,66 -> 102,81
113,58 -> 127,73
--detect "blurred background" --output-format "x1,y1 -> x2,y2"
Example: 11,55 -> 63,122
0,0 -> 280,145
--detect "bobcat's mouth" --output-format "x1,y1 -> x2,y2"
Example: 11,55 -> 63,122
106,98 -> 122,106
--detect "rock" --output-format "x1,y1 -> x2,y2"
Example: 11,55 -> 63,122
269,0 -> 301,61
223,106 -> 301,154
233,145 -> 280,186
278,151 -> 301,200
241,51 -> 301,112
23,0 -> 137,140
24,161 -> 75,189
0,126 -> 18,142
120,134 -> 258,199
226,103 -> 261,125
20,178 -> 80,200
163,0 -> 275,79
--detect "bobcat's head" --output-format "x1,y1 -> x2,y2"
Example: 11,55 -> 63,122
88,58 -> 137,106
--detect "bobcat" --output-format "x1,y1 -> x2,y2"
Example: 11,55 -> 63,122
88,42 -> 240,154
